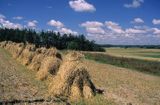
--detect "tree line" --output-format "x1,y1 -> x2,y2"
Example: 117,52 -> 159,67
0,28 -> 105,52
101,44 -> 160,49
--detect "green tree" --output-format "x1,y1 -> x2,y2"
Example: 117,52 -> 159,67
67,41 -> 79,50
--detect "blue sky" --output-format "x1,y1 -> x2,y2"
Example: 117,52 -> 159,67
0,0 -> 160,45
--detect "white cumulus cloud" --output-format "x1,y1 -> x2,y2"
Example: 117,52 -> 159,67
69,0 -> 96,12
86,27 -> 105,34
27,20 -> 38,28
131,18 -> 144,24
0,14 -> 23,29
47,19 -> 78,35
105,21 -> 124,34
81,21 -> 103,28
81,20 -> 160,44
125,28 -> 146,34
59,28 -> 78,35
152,28 -> 160,35
81,21 -> 105,34
152,19 -> 160,25
124,0 -> 144,8
47,20 -> 64,28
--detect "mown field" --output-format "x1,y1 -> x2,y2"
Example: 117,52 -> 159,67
83,48 -> 160,76
85,60 -> 160,105
84,53 -> 160,76
0,48 -> 115,105
1,47 -> 160,105
82,48 -> 160,105
105,48 -> 160,61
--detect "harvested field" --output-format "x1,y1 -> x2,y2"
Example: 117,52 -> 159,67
0,48 -> 66,105
106,48 -> 160,61
1,42 -> 160,105
0,41 -> 98,104
85,60 -> 160,105
84,52 -> 160,76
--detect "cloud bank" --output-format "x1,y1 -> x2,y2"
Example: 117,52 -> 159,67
81,20 -> 160,45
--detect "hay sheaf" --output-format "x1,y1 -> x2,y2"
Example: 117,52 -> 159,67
28,47 -> 60,72
10,43 -> 25,58
34,48 -> 61,80
48,52 -> 96,99
4,41 -> 15,51
36,56 -> 61,80
0,41 -> 7,48
28,53 -> 45,71
0,41 -> 97,100
27,47 -> 47,71
17,44 -> 36,65
44,48 -> 58,56
0,41 -> 25,58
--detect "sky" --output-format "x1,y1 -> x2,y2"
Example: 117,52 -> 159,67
0,0 -> 160,45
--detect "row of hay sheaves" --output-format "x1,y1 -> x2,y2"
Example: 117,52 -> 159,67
0,41 -> 96,100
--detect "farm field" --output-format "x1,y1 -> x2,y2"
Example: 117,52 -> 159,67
85,60 -> 160,105
0,48 -> 66,105
105,48 -> 160,61
0,47 -> 115,105
0,47 -> 160,105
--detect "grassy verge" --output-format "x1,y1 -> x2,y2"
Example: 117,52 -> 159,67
140,54 -> 160,58
71,95 -> 116,105
84,52 -> 160,76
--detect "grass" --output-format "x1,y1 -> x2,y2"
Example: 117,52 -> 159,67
84,52 -> 160,76
0,48 -> 47,90
85,59 -> 160,105
105,48 -> 160,61
139,54 -> 160,58
0,48 -> 48,101
71,95 -> 116,105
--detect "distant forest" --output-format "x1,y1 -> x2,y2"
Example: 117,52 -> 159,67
0,28 -> 105,52
101,44 -> 160,49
